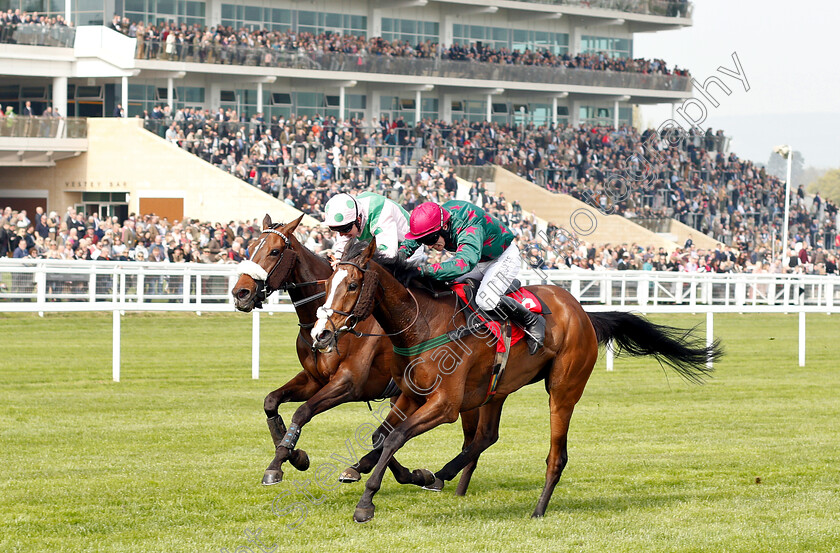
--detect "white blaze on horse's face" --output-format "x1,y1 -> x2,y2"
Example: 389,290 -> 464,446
312,268 -> 347,341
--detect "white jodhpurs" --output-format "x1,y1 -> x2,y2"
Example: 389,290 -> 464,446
456,243 -> 522,310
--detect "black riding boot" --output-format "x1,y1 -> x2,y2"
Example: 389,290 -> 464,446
495,296 -> 546,355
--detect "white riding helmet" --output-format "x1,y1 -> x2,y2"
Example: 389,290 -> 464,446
324,193 -> 359,229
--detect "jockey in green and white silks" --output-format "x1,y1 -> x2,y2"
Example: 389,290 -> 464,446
324,192 -> 423,264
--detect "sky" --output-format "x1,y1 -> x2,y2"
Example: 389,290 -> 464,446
634,0 -> 840,169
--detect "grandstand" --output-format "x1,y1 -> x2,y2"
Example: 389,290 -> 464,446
1,1 -> 837,273
1,1 -> 692,221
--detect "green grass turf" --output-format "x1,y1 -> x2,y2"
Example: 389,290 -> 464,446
1,311 -> 839,553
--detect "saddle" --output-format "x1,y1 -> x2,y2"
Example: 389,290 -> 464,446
450,279 -> 550,353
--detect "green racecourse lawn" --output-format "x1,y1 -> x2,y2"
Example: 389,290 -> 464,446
1,312 -> 839,553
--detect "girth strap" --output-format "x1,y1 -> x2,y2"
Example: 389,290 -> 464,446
393,333 -> 454,357
480,321 -> 512,406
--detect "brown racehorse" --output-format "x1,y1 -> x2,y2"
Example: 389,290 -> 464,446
311,239 -> 723,522
231,214 -> 482,491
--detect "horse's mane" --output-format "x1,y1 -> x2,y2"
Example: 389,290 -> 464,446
268,222 -> 332,267
341,239 -> 418,286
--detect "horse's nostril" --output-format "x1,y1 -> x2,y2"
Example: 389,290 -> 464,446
237,288 -> 250,300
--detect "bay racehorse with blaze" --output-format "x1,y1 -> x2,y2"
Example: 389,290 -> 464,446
231,214 -> 492,493
311,238 -> 723,522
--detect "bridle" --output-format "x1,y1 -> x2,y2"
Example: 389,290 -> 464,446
244,227 -> 327,309
316,259 -> 420,340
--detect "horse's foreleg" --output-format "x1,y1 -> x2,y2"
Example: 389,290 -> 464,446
273,374 -> 357,477
455,408 -> 481,496
262,372 -> 321,486
354,396 -> 458,523
422,407 -> 480,493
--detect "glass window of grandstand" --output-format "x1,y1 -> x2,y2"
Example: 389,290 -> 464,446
579,106 -> 631,127
72,0 -> 105,25
219,6 -> 364,35
513,103 -> 552,127
232,88 -> 258,118
126,84 -> 204,118
220,5 -> 290,31
580,36 -> 632,59
452,25 -> 568,54
381,19 -> 439,45
346,94 -> 366,122
451,99 -> 485,123
293,91 -> 325,119
452,24 -> 508,50
1,0 -> 72,24
380,95 -> 428,126
421,98 -> 438,123
124,0 -> 206,27
297,11 -> 366,37
511,30 -> 568,55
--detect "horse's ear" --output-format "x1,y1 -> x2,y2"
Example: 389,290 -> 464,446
360,237 -> 378,263
262,214 -> 272,229
281,213 -> 304,235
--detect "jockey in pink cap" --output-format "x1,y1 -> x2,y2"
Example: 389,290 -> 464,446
399,200 -> 545,353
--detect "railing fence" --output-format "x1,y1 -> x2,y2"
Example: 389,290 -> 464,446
3,260 -> 835,380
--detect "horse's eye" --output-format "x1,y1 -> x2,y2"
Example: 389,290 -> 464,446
270,249 -> 281,256
348,282 -> 358,291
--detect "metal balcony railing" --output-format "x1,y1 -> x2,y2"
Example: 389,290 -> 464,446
139,42 -> 691,92
0,23 -> 76,47
511,0 -> 692,18
0,116 -> 87,139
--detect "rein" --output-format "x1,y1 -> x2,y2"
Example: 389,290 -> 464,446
324,260 -> 421,339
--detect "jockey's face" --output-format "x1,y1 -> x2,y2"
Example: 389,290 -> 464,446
340,224 -> 360,239
429,235 -> 446,252
335,217 -> 362,238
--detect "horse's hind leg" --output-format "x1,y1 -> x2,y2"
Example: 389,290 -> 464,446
531,399 -> 574,518
531,350 -> 594,517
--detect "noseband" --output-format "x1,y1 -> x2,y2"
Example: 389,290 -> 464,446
238,227 -> 325,309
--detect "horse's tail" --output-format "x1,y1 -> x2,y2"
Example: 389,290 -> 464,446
586,311 -> 723,383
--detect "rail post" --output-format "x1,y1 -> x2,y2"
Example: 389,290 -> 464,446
113,309 -> 121,382
252,310 -> 260,379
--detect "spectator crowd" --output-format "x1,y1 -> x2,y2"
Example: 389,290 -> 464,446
2,149 -> 837,277
141,108 -> 839,263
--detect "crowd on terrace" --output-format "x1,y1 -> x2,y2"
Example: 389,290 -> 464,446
139,108 -> 839,260
0,9 -> 71,30
2,150 -> 837,277
120,18 -> 689,79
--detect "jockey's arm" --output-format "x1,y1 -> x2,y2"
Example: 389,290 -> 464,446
420,227 -> 483,281
369,203 -> 402,258
398,238 -> 421,259
331,233 -> 350,262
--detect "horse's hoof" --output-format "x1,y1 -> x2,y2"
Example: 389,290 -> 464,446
353,504 -> 375,523
289,449 -> 310,471
422,477 -> 445,492
338,467 -> 361,483
412,469 -> 436,487
262,469 -> 283,486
